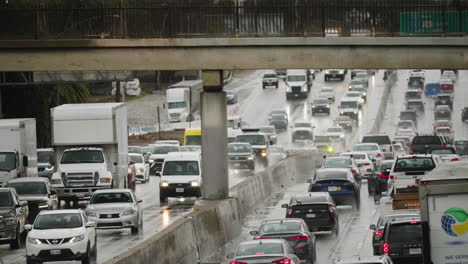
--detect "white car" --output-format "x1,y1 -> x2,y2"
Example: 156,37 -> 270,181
319,87 -> 335,102
428,147 -> 460,162
25,210 -> 97,264
86,189 -> 143,233
343,152 -> 375,178
393,143 -> 407,156
396,120 -> 416,132
129,153 -> 150,183
397,128 -> 417,139
442,70 -> 457,83
344,91 -> 365,106
434,126 -> 454,143
153,140 -> 180,146
180,145 -> 202,152
352,143 -> 384,167
326,127 -> 345,140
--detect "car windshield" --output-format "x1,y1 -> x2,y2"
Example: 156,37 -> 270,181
394,158 -> 435,172
314,136 -> 331,143
168,102 -> 186,109
185,135 -> 201,146
353,145 -> 378,151
327,128 -> 342,133
37,151 -> 52,163
398,122 -> 413,127
380,162 -> 394,171
260,127 -> 276,133
294,123 -> 311,128
0,192 -> 13,207
430,149 -> 455,155
162,161 -> 199,175
394,145 -> 402,150
316,170 -> 348,180
128,147 -> 141,154
346,92 -> 360,97
313,99 -> 328,105
413,136 -> 441,145
323,158 -> 352,167
340,101 -> 358,108
129,155 -> 144,163
236,242 -> 283,256
362,136 -> 391,145
436,106 -> 450,111
152,146 -> 180,154
61,150 -> 104,164
90,192 -> 133,204
350,80 -> 365,85
264,74 -> 277,78
271,110 -> 286,116
7,182 -> 47,195
261,222 -> 301,233
351,87 -> 366,92
236,135 -> 267,145
0,152 -> 17,171
389,223 -> 422,243
379,214 -> 419,227
34,213 -> 83,229
141,147 -> 153,153
229,144 -> 252,153
408,101 -> 422,106
271,115 -> 285,121
287,75 -> 305,82
455,140 -> 468,146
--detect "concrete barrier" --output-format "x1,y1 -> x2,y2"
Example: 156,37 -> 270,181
370,71 -> 397,134
104,154 -> 320,264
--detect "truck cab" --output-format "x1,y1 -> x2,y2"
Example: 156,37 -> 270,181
166,80 -> 203,122
285,69 -> 311,99
339,98 -> 360,121
159,152 -> 202,203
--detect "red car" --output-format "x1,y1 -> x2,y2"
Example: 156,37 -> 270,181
127,160 -> 137,191
440,78 -> 454,93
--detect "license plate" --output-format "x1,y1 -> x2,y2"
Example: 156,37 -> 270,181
306,214 -> 316,218
328,186 -> 341,191
409,248 -> 421,255
234,162 -> 241,166
50,249 -> 61,255
176,188 -> 184,193
319,109 -> 323,112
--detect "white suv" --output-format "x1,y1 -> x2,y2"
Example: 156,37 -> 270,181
25,209 -> 97,264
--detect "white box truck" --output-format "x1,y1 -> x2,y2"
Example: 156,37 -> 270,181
50,103 -> 128,203
166,80 -> 203,122
419,161 -> 468,264
0,119 -> 38,186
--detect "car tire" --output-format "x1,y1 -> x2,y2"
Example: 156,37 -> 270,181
368,185 -> 374,196
81,243 -> 92,264
26,257 -> 36,264
131,225 -> 139,234
10,225 -> 20,249
159,192 -> 168,204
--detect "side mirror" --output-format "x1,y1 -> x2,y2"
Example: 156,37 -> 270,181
18,200 -> 28,207
369,224 -> 376,230
137,199 -> 143,203
269,140 -> 274,145
249,230 -> 258,236
86,221 -> 96,228
281,204 -> 289,208
23,156 -> 28,167
25,224 -> 32,231
306,178 -> 312,183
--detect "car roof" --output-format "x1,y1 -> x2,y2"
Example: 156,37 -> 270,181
261,218 -> 304,225
39,209 -> 82,215
153,144 -> 180,148
229,142 -> 251,146
7,177 -> 49,183
363,134 -> 391,137
92,189 -> 133,194
292,192 -> 332,204
164,152 -> 200,161
129,153 -> 143,157
0,187 -> 13,193
389,217 -> 421,225
355,142 -> 379,146
238,239 -> 284,246
317,167 -> 351,173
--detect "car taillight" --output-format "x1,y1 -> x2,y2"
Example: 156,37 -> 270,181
451,158 -> 460,161
448,132 -> 453,134
272,258 -> 291,264
376,153 -> 382,158
405,93 -> 409,96
286,208 -> 293,218
362,163 -> 370,166
435,110 -> 440,113
328,204 -> 335,217
442,145 -> 447,147
409,146 -> 413,153
379,173 -> 389,178
410,221 -> 419,224
389,145 -> 393,152
351,169 -> 357,174
230,262 -> 248,264
383,243 -> 390,254
292,236 -> 309,241
389,175 -> 394,180
375,230 -> 383,236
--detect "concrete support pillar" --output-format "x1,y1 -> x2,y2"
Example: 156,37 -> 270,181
201,70 -> 228,200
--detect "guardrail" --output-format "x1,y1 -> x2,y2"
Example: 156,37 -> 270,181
1,0 -> 468,40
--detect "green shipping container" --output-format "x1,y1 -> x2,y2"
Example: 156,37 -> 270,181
400,11 -> 468,34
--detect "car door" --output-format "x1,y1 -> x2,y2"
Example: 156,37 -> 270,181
11,190 -> 26,229
82,212 -> 96,247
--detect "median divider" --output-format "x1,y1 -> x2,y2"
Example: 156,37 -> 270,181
369,70 -> 397,134
104,153 -> 320,264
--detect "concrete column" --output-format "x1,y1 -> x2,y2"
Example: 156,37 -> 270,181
201,70 -> 228,200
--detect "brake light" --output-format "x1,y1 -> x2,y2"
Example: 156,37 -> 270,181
351,169 -> 357,174
362,163 -> 371,166
448,132 -> 453,134
287,208 -> 293,218
435,110 -> 440,113
375,230 -> 383,236
405,93 -> 409,96
272,258 -> 291,264
230,262 -> 248,264
328,204 -> 335,217
390,145 -> 393,152
442,145 -> 447,147
379,173 -> 389,178
376,153 -> 382,158
416,93 -> 421,96
292,236 -> 309,241
410,146 -> 414,153
451,158 -> 460,161
406,185 -> 417,188
410,221 -> 419,224
383,243 -> 390,254
389,175 -> 394,180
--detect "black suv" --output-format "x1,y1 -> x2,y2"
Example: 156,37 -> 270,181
382,218 -> 422,264
282,192 -> 339,235
250,219 -> 317,264
0,188 -> 28,249
410,135 -> 447,154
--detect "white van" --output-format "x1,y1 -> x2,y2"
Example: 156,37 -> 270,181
159,152 -> 202,203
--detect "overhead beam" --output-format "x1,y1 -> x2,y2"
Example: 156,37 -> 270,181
1,37 -> 468,71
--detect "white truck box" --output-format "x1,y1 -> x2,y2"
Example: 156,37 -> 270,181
0,118 -> 37,185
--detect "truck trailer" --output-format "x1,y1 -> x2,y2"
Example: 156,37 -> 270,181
50,103 -> 128,204
166,80 -> 203,122
419,161 -> 468,264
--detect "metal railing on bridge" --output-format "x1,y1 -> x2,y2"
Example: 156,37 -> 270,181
1,0 -> 468,40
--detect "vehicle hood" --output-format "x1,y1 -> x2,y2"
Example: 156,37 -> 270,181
58,163 -> 105,172
340,108 -> 358,112
149,154 -> 167,160
168,108 -> 187,114
29,227 -> 84,239
37,162 -> 51,168
87,202 -> 134,213
293,127 -> 313,133
286,81 -> 307,87
320,92 -> 333,97
18,195 -> 49,203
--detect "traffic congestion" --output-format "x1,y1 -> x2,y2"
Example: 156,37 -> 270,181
0,68 -> 468,264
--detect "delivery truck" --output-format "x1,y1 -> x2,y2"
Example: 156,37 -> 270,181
0,119 -> 38,186
419,161 -> 468,264
166,80 -> 203,123
50,103 -> 128,204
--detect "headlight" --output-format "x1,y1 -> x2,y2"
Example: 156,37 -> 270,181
340,135 -> 345,138
191,181 -> 199,187
261,149 -> 267,157
301,87 -> 307,92
28,237 -> 42,245
363,92 -> 367,96
122,208 -> 136,216
312,105 -> 316,108
128,168 -> 132,174
137,168 -> 144,173
100,178 -> 111,183
247,155 -> 254,160
86,211 -> 97,217
326,105 -> 330,108
45,166 -> 54,171
354,111 -> 358,114
286,88 -> 291,93
149,159 -> 155,163
38,202 -> 49,209
161,181 -> 169,187
340,111 -> 344,114
69,235 -> 85,243
51,179 -> 61,185
327,146 -> 334,153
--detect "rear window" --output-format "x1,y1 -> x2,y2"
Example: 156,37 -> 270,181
362,136 -> 391,145
236,243 -> 283,256
378,214 -> 419,227
412,136 -> 442,145
261,222 -> 301,233
316,170 -> 348,180
353,144 -> 378,151
430,149 -> 455,155
394,158 -> 435,172
323,158 -> 352,167
388,223 -> 422,243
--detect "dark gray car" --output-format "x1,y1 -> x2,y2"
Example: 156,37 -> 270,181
0,188 -> 28,249
229,239 -> 301,264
